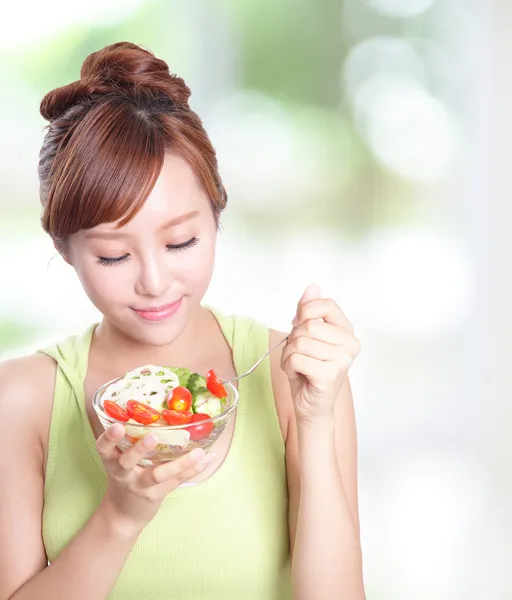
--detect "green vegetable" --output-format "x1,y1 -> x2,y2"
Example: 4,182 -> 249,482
187,372 -> 206,394
166,367 -> 192,388
192,388 -> 224,417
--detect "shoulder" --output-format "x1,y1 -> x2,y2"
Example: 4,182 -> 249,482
0,352 -> 57,397
0,353 -> 57,457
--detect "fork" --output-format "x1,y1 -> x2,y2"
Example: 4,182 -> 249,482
222,334 -> 289,385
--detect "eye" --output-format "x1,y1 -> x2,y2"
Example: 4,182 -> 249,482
166,237 -> 199,252
97,255 -> 130,266
96,237 -> 199,266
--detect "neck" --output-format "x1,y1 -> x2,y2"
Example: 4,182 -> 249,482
91,305 -> 214,375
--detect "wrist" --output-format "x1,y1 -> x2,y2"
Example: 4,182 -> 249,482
296,414 -> 337,470
96,496 -> 146,542
296,412 -> 335,434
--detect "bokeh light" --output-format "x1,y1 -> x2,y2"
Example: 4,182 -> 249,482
364,0 -> 437,19
353,74 -> 458,182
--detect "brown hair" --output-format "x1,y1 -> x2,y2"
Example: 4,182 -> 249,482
38,41 -> 227,244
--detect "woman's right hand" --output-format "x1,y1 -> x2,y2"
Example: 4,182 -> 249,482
95,423 -> 215,532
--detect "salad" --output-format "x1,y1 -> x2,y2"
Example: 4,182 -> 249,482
100,364 -> 229,448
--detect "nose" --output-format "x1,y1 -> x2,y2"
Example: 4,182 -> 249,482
134,253 -> 171,299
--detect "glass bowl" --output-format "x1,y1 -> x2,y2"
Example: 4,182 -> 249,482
92,375 -> 239,467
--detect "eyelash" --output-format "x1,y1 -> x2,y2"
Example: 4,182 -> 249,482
97,237 -> 200,266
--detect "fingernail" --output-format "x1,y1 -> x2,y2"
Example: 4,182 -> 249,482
190,448 -> 205,461
204,452 -> 216,463
143,434 -> 157,447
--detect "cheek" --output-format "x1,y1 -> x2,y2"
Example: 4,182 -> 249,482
72,234 -> 217,307
175,238 -> 216,290
74,262 -> 130,307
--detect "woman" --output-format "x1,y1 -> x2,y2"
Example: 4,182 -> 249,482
0,42 -> 365,600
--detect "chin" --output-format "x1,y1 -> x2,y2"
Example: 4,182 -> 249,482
133,319 -> 187,348
106,301 -> 196,348
134,329 -> 183,348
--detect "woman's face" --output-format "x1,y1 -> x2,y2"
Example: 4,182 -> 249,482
66,153 -> 218,346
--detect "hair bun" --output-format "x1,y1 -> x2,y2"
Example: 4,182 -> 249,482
40,41 -> 191,121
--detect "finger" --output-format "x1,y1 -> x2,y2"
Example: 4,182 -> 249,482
298,284 -> 322,307
287,319 -> 345,347
116,434 -> 158,473
293,285 -> 321,324
282,352 -> 329,382
96,423 -> 126,461
295,298 -> 350,329
282,336 -> 339,365
283,352 -> 354,382
148,448 -> 217,487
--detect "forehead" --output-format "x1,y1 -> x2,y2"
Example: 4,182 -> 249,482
94,153 -> 208,236
148,153 -> 205,209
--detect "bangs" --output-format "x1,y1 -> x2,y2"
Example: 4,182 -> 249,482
42,98 -> 165,240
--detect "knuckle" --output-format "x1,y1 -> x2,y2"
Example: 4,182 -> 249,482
289,354 -> 301,371
95,442 -> 106,457
152,468 -> 164,485
187,453 -> 200,468
112,470 -> 128,484
142,488 -> 160,502
326,297 -> 337,311
338,353 -> 354,370
174,470 -> 188,485
117,453 -> 133,472
294,336 -> 307,353
304,319 -> 317,336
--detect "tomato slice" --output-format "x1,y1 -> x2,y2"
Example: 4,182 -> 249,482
206,370 -> 227,398
167,386 -> 192,413
162,409 -> 193,426
127,434 -> 143,444
186,413 -> 214,441
126,400 -> 161,425
103,400 -> 129,422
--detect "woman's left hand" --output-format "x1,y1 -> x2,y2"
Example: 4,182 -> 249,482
281,284 -> 361,425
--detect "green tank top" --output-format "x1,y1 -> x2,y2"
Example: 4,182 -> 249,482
39,309 -> 292,600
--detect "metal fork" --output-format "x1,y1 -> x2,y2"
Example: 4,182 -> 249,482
222,334 -> 289,384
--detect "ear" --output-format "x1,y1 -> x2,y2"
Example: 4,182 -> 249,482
53,239 -> 72,265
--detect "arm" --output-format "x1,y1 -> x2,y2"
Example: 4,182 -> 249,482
269,288 -> 366,600
0,355 -> 143,600
270,334 -> 364,599
0,356 -> 215,600
290,383 -> 364,599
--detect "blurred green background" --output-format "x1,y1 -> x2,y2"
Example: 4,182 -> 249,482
0,0 -> 502,598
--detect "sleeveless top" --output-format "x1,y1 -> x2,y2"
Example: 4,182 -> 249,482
38,309 -> 292,600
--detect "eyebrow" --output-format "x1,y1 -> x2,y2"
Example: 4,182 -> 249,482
84,210 -> 200,240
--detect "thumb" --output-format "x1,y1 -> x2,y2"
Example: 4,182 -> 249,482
293,284 -> 322,325
299,283 -> 322,306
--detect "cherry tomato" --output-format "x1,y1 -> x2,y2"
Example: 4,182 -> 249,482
126,400 -> 160,425
206,369 -> 227,398
162,409 -> 193,426
103,400 -> 129,422
186,413 -> 214,441
167,386 -> 193,412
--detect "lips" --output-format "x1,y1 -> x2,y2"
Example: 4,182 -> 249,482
132,298 -> 183,322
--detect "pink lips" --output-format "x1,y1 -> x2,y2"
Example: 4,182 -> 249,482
132,298 -> 183,322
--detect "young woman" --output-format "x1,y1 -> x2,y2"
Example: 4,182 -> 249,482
0,42 -> 365,600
